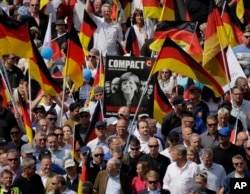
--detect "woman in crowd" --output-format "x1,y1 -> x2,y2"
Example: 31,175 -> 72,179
195,172 -> 216,194
62,125 -> 73,147
158,69 -> 175,98
187,146 -> 201,164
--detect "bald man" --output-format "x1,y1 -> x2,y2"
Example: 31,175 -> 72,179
236,131 -> 248,147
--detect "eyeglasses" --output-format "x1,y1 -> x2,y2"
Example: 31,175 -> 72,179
8,158 -> 18,162
47,117 -> 57,121
31,4 -> 39,7
161,71 -> 169,74
130,147 -> 140,151
234,162 -> 243,166
80,114 -> 89,118
244,36 -> 250,39
148,181 -> 158,184
94,154 -> 104,157
207,123 -> 217,127
88,55 -> 96,59
55,133 -> 63,137
10,131 -> 19,135
148,145 -> 158,148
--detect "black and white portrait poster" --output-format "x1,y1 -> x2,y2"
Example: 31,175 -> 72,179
104,56 -> 154,118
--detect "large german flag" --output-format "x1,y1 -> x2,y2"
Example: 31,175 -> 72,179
30,40 -> 62,96
159,0 -> 190,21
150,21 -> 202,62
222,4 -> 243,47
142,0 -> 161,19
153,74 -> 172,123
202,0 -> 229,86
150,37 -> 224,97
125,26 -> 140,57
0,75 -> 11,108
64,25 -> 85,90
79,10 -> 97,55
0,13 -> 32,59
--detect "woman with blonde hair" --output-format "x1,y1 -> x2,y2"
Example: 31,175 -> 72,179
187,146 -> 201,164
157,69 -> 175,98
195,172 -> 216,194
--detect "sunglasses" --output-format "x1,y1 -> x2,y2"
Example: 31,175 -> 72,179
148,181 -> 158,184
148,145 -> 158,148
234,162 -> 243,166
130,147 -> 139,151
94,154 -> 104,157
8,158 -> 18,162
10,131 -> 19,135
207,123 -> 217,127
80,114 -> 89,118
48,117 -> 57,121
88,55 -> 96,59
55,133 -> 63,137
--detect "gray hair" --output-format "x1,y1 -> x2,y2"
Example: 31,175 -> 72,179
107,158 -> 121,169
21,158 -> 35,170
217,108 -> 229,117
173,145 -> 187,157
202,148 -> 213,158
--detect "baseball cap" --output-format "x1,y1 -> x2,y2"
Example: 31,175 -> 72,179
138,113 -> 149,119
95,121 -> 106,128
0,137 -> 7,145
33,105 -> 45,112
94,86 -> 104,94
172,96 -> 186,106
21,143 -> 35,154
80,146 -> 90,154
189,86 -> 201,93
79,107 -> 90,114
64,159 -> 76,168
106,117 -> 118,126
218,127 -> 231,137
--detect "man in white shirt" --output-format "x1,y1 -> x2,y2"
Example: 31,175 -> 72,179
163,144 -> 199,194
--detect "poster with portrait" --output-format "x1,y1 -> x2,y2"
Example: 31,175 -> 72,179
104,56 -> 154,118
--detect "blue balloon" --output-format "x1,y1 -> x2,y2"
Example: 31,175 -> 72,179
82,69 -> 92,80
41,46 -> 53,60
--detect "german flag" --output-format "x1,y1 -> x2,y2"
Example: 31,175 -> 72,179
79,10 -> 97,55
159,0 -> 191,21
30,40 -> 63,96
222,4 -> 243,47
120,0 -> 132,20
236,0 -> 245,20
150,37 -> 224,97
142,0 -> 161,19
51,33 -> 68,61
0,76 -> 11,108
153,74 -> 172,123
84,101 -> 103,145
111,0 -> 119,21
64,25 -> 85,90
202,0 -> 229,86
150,21 -> 202,62
125,27 -> 140,57
0,13 -> 32,59
89,57 -> 105,100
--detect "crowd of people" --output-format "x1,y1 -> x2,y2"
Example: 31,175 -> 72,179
1,0 -> 250,194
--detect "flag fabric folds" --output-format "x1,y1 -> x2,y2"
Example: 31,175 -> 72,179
89,58 -> 105,100
20,105 -> 33,144
221,4 -> 243,47
30,41 -> 62,96
236,0 -> 245,20
159,0 -> 191,21
51,33 -> 68,61
151,37 -> 224,97
202,0 -> 229,86
153,74 -> 172,123
0,76 -> 11,108
125,27 -> 140,57
150,21 -> 202,62
111,0 -> 119,21
79,10 -> 97,55
120,0 -> 132,20
64,25 -> 85,90
142,0 -> 161,19
0,15 -> 32,58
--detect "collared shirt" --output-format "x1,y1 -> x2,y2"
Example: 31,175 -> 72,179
49,147 -> 71,168
163,160 -> 199,194
200,131 -> 219,149
231,99 -> 250,130
198,163 -> 226,192
147,188 -> 162,194
92,16 -> 123,56
105,174 -> 121,194
40,174 -> 48,187
87,137 -> 109,154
